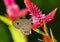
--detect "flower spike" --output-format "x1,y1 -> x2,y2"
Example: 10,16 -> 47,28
3,0 -> 28,20
24,0 -> 57,28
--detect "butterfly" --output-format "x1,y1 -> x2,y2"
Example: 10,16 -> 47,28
12,19 -> 32,35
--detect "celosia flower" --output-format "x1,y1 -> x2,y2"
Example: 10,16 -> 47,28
3,0 -> 28,20
0,0 -> 28,42
24,0 -> 57,28
42,34 -> 52,42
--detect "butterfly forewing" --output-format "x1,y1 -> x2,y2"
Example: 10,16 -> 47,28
12,19 -> 32,35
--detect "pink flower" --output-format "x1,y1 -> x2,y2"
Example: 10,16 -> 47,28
3,0 -> 28,20
24,0 -> 57,29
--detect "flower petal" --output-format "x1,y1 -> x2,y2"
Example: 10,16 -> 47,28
6,4 -> 20,20
19,8 -> 28,17
3,0 -> 15,7
45,8 -> 57,22
24,0 -> 42,17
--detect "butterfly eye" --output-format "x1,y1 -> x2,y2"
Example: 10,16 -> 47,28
12,20 -> 21,29
16,22 -> 19,25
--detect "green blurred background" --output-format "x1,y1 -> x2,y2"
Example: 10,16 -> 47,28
0,0 -> 60,42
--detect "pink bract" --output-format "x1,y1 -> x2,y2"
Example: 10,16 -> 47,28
24,0 -> 57,28
3,0 -> 28,20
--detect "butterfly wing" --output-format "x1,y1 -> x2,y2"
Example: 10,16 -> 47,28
12,19 -> 32,35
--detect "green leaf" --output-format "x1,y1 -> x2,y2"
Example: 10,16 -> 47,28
9,26 -> 27,42
50,28 -> 57,42
44,22 -> 48,34
0,16 -> 12,26
38,39 -> 44,42
0,21 -> 13,42
0,15 -> 27,42
33,29 -> 44,35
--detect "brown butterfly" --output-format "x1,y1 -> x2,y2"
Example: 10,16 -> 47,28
12,19 -> 32,35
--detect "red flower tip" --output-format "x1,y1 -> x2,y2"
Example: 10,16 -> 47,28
42,34 -> 52,42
